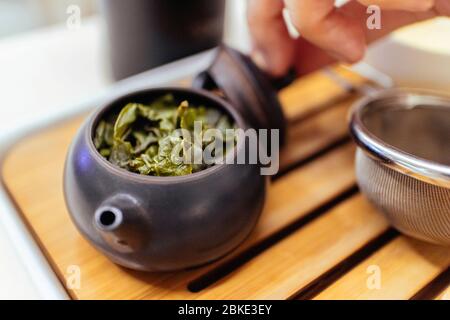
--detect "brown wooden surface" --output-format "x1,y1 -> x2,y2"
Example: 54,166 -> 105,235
314,237 -> 450,300
436,285 -> 450,300
1,66 -> 449,300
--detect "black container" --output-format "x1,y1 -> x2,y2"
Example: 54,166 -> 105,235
100,0 -> 226,80
64,46 -> 289,271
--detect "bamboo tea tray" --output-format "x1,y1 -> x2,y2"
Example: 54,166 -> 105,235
1,67 -> 449,300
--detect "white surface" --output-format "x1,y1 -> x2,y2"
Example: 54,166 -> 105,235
0,16 -> 110,300
365,18 -> 450,91
0,222 -> 39,299
0,17 -> 110,138
224,0 -> 251,53
392,17 -> 450,55
0,16 -> 111,300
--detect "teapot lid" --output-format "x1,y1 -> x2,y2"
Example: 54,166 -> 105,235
194,45 -> 288,145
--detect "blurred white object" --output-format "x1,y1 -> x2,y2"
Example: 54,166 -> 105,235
0,16 -> 109,300
0,17 -> 111,138
224,0 -> 251,52
365,18 -> 450,91
0,221 -> 40,299
0,0 -> 97,39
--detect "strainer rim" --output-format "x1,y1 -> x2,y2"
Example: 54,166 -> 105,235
349,88 -> 450,188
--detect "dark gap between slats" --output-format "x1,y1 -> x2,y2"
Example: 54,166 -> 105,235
292,228 -> 399,300
410,266 -> 450,300
187,185 -> 359,293
275,136 -> 351,180
187,101 -> 355,293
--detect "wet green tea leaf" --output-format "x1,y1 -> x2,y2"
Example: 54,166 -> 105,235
94,94 -> 235,177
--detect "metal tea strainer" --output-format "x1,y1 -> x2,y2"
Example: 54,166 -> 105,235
326,67 -> 450,245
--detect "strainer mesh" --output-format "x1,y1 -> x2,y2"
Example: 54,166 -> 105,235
356,149 -> 450,245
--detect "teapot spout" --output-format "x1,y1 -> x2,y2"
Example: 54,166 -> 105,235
94,194 -> 146,253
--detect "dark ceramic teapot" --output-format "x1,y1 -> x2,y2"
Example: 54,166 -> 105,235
64,46 -> 290,271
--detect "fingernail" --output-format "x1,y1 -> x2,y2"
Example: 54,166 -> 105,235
251,50 -> 270,71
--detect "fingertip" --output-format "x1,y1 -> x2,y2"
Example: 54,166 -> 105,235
251,50 -> 270,72
342,27 -> 367,63
269,65 -> 293,78
251,50 -> 292,77
343,43 -> 366,64
327,37 -> 366,64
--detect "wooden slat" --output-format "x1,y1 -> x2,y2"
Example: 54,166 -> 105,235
1,68 -> 364,299
314,237 -> 450,300
280,96 -> 356,170
158,195 -> 390,299
435,285 -> 450,300
280,65 -> 365,121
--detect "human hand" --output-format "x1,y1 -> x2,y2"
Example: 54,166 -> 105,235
248,0 -> 450,76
